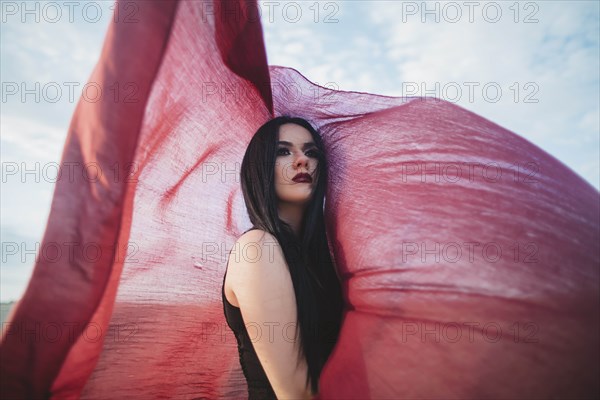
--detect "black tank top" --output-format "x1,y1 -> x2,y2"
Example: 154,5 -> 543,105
222,228 -> 277,399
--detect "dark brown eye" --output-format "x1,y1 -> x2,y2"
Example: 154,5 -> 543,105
277,148 -> 290,156
306,149 -> 319,158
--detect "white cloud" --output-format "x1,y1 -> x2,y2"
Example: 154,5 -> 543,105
1,4 -> 111,302
1,115 -> 66,161
260,0 -> 599,188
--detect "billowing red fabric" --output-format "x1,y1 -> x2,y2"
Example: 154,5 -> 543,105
1,0 -> 598,399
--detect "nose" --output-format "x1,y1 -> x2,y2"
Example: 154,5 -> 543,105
294,152 -> 309,171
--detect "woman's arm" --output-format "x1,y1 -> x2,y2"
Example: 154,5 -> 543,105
229,229 -> 313,400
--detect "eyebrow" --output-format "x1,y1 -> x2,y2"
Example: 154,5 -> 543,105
277,141 -> 317,149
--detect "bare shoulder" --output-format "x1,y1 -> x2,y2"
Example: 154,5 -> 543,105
239,228 -> 278,246
227,229 -> 286,289
228,229 -> 312,398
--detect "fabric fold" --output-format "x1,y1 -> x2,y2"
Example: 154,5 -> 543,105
1,0 -> 598,398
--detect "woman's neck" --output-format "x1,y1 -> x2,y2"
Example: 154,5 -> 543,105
277,202 -> 306,237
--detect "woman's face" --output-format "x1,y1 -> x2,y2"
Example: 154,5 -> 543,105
274,123 -> 319,206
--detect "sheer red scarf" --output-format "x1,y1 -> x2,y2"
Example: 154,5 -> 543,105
1,1 -> 598,398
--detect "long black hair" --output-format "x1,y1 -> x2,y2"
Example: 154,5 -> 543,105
240,115 -> 344,395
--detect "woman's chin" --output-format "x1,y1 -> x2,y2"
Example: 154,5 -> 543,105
279,189 -> 314,203
280,195 -> 313,205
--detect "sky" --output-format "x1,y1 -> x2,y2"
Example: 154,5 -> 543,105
1,0 -> 599,302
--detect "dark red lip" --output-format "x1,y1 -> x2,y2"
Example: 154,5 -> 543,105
292,172 -> 312,183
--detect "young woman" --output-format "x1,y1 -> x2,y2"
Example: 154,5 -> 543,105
222,116 -> 345,399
